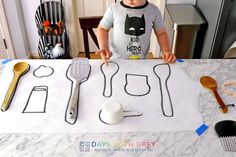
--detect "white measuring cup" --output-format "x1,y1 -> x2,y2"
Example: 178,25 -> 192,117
99,100 -> 142,125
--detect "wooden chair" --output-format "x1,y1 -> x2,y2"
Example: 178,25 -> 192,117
79,16 -> 103,59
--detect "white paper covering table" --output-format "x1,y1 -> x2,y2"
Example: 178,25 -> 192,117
0,59 -> 202,133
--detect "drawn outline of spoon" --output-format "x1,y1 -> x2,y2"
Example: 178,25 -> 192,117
1,62 -> 30,112
153,63 -> 174,117
100,61 -> 119,97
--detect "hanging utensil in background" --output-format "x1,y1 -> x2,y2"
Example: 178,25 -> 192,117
52,43 -> 65,58
1,62 -> 30,112
215,120 -> 236,152
65,58 -> 90,124
221,81 -> 236,100
200,76 -> 228,113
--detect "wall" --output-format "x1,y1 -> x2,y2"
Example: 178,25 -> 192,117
19,0 -> 39,56
0,0 -> 15,59
64,0 -> 80,57
2,0 -> 29,58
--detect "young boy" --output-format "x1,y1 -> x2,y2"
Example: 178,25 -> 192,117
96,0 -> 176,64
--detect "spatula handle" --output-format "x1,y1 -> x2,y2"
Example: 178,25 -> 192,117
212,89 -> 228,113
1,74 -> 20,112
69,80 -> 80,118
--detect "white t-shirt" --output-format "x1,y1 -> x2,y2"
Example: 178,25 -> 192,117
100,1 -> 165,59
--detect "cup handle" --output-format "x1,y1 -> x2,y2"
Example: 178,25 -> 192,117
123,110 -> 143,117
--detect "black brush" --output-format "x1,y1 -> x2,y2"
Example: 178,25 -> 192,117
215,120 -> 236,151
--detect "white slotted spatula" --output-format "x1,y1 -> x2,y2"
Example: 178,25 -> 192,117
67,58 -> 90,122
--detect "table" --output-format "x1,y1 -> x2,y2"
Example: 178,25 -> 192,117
0,59 -> 236,157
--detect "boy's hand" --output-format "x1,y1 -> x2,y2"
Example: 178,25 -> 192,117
162,52 -> 176,64
95,48 -> 112,65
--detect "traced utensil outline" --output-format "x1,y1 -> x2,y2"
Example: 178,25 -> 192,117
124,73 -> 151,97
100,61 -> 119,98
153,63 -> 174,117
22,85 -> 48,113
33,65 -> 54,78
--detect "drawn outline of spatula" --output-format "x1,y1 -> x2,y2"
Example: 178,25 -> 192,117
153,63 -> 174,117
67,58 -> 90,122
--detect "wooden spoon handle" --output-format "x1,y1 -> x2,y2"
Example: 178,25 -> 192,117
1,74 -> 20,112
212,89 -> 228,113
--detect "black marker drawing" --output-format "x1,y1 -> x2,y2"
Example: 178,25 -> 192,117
65,64 -> 91,125
124,74 -> 151,96
100,61 -> 119,97
22,86 -> 48,113
33,65 -> 54,78
153,63 -> 174,117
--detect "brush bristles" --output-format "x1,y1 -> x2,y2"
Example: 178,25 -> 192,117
220,136 -> 236,152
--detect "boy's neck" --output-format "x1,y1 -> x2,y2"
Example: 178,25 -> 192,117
121,0 -> 148,9
122,0 -> 147,7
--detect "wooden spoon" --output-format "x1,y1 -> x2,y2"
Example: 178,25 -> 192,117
1,62 -> 30,112
200,76 -> 228,113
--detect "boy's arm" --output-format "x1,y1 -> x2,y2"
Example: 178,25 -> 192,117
96,25 -> 112,64
97,25 -> 109,50
154,28 -> 176,63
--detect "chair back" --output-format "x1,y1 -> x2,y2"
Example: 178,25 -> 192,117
79,16 -> 102,59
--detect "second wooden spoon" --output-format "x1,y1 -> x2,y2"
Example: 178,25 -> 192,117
200,76 -> 228,113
